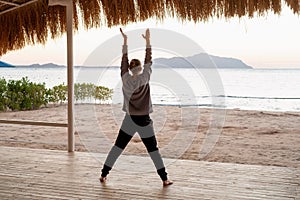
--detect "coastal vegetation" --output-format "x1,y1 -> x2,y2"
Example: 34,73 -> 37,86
0,77 -> 113,112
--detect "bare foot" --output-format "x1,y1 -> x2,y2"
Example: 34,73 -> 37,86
99,176 -> 107,183
163,180 -> 173,187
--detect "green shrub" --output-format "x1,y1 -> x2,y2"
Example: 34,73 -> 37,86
95,86 -> 113,102
29,82 -> 49,109
0,77 -> 113,112
5,77 -> 48,111
74,83 -> 113,103
0,78 -> 7,111
74,83 -> 95,101
49,83 -> 68,104
6,78 -> 25,111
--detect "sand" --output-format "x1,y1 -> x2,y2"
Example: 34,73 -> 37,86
0,104 -> 299,168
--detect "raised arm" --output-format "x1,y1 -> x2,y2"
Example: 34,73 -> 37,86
120,28 -> 129,77
142,29 -> 152,65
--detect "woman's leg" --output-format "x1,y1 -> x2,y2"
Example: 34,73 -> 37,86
136,116 -> 168,181
100,115 -> 135,178
141,135 -> 168,181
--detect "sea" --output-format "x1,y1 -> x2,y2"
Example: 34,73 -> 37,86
1,66 -> 300,112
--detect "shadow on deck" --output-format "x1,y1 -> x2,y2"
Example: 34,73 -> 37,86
0,146 -> 299,200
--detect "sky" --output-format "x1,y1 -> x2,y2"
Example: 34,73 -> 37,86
1,5 -> 300,69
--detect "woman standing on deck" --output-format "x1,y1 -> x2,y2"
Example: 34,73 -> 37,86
99,28 -> 173,186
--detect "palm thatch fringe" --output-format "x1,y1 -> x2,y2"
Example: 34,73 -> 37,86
285,0 -> 300,13
101,0 -> 134,27
0,0 -> 48,56
0,0 -> 299,56
76,0 -> 101,29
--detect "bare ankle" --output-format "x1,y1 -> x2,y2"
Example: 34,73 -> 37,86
99,176 -> 107,183
163,180 -> 173,186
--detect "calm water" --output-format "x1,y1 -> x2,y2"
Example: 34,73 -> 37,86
1,67 -> 300,112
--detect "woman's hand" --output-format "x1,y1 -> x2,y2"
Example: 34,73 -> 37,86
120,28 -> 127,45
142,28 -> 150,46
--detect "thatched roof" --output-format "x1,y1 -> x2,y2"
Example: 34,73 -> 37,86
0,0 -> 299,56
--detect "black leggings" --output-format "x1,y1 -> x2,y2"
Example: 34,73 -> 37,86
101,114 -> 168,181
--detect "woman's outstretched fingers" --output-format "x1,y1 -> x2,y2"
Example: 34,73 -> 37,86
145,28 -> 150,38
120,28 -> 127,38
142,28 -> 150,40
120,28 -> 127,45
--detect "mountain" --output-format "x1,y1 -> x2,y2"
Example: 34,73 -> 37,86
24,63 -> 65,68
0,61 -> 14,67
11,53 -> 252,69
153,53 -> 252,69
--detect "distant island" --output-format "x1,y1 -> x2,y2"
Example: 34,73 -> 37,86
153,53 -> 252,69
0,61 -> 14,68
0,53 -> 252,69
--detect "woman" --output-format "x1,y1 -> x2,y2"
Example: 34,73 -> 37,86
99,28 -> 173,186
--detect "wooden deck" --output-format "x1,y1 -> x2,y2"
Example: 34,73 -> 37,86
0,146 -> 299,200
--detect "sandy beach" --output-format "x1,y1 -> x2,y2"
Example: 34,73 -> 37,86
0,104 -> 299,168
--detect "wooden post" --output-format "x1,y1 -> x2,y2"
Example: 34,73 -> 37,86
49,0 -> 74,152
66,0 -> 74,152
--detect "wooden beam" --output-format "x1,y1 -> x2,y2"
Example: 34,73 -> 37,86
0,0 -> 20,7
48,0 -> 69,6
0,0 -> 38,16
0,119 -> 67,127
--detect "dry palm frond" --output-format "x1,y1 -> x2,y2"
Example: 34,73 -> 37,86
76,0 -> 101,29
285,0 -> 300,13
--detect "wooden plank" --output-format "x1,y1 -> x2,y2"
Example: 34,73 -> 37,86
0,0 -> 21,7
0,119 -> 67,127
0,0 -> 38,15
0,146 -> 299,200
